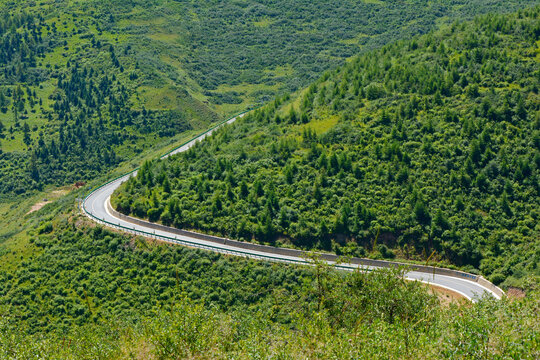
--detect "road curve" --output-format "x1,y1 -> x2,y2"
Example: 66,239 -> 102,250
83,112 -> 503,302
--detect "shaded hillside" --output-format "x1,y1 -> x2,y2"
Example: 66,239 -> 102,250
113,8 -> 540,286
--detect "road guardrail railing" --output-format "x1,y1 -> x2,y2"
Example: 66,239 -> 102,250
103,200 -> 505,299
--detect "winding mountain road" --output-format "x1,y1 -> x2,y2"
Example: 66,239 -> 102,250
83,112 -> 504,302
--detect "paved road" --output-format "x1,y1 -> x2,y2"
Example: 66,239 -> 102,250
83,113 -> 502,302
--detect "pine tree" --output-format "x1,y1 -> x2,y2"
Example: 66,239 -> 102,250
0,91 -> 8,113
414,200 -> 431,225
288,107 -> 297,124
23,122 -> 31,145
239,180 -> 248,199
313,182 -> 322,203
29,153 -> 39,181
162,176 -> 171,194
501,192 -> 512,216
263,211 -> 275,242
380,110 -> 390,125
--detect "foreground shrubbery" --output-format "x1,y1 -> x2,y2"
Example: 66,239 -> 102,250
0,205 -> 537,358
0,265 -> 538,359
0,220 -> 311,333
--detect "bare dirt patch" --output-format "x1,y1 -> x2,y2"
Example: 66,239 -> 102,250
428,284 -> 467,306
26,188 -> 71,215
507,287 -> 526,299
27,201 -> 52,214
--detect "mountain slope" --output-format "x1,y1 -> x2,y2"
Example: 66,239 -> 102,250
112,7 -> 540,286
0,0 -> 535,198
0,201 -> 538,358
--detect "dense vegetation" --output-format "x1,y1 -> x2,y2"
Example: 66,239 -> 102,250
0,4 -> 214,197
0,217 -> 310,333
0,0 -> 534,197
1,3 -> 539,358
0,208 -> 538,359
113,8 -> 540,287
93,0 -> 534,92
1,293 -> 539,359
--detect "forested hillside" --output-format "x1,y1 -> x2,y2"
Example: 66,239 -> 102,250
0,4 -> 214,196
0,4 -> 539,357
0,0 -> 533,197
113,8 -> 540,287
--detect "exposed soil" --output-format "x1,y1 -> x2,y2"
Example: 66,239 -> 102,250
428,284 -> 467,306
507,287 -> 526,299
26,188 -> 71,215
27,201 -> 52,215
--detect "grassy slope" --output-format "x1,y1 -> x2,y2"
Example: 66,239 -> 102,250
1,0 -> 534,154
0,124 -> 206,259
0,1 -> 213,153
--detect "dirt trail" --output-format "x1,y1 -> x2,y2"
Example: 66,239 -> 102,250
27,189 -> 71,215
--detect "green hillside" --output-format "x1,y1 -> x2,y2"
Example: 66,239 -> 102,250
0,4 -> 538,357
0,0 -> 534,198
0,204 -> 538,358
113,7 -> 540,287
